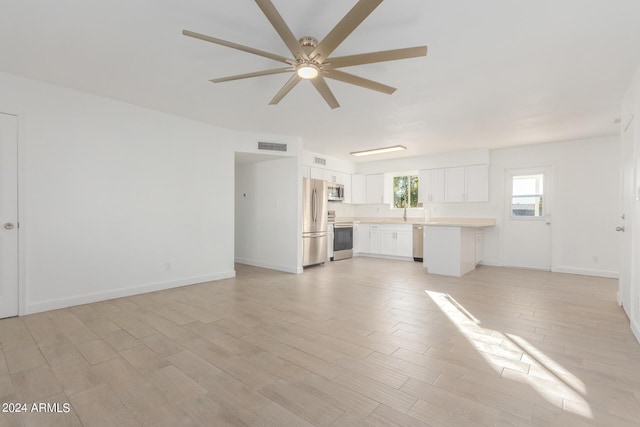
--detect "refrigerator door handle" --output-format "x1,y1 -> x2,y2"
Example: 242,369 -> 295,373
313,188 -> 317,223
311,188 -> 315,224
303,232 -> 326,238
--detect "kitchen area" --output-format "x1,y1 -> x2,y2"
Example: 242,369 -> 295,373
301,160 -> 496,277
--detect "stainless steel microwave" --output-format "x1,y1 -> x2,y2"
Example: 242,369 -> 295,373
327,182 -> 344,201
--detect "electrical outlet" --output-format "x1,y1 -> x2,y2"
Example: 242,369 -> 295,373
593,256 -> 599,263
164,262 -> 171,271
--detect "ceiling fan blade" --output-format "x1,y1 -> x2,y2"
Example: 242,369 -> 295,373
311,77 -> 340,109
269,74 -> 302,105
311,0 -> 383,61
325,70 -> 395,94
183,29 -> 291,64
211,67 -> 293,83
255,0 -> 306,59
328,46 -> 428,68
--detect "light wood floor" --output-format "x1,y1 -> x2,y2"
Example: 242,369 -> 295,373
1,258 -> 639,426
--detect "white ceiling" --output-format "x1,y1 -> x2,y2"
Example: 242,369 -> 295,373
1,0 -> 639,162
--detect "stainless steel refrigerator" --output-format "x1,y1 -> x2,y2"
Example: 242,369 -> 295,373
302,177 -> 328,267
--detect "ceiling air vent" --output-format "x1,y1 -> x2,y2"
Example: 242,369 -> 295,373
258,142 -> 287,152
314,157 -> 327,166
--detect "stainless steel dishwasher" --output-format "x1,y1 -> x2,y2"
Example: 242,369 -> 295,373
412,224 -> 423,262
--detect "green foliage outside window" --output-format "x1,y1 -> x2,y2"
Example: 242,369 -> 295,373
393,175 -> 419,208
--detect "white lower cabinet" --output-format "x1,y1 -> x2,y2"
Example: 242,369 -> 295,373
381,228 -> 396,254
396,228 -> 413,257
356,223 -> 412,258
353,223 -> 369,254
369,225 -> 382,254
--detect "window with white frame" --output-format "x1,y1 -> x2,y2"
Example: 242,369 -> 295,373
511,174 -> 544,217
393,175 -> 419,208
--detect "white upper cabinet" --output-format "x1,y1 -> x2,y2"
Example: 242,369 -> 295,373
445,167 -> 466,202
309,167 -> 325,180
342,174 -> 352,204
465,164 -> 489,202
418,168 -> 445,203
366,174 -> 385,204
445,165 -> 489,202
351,174 -> 366,204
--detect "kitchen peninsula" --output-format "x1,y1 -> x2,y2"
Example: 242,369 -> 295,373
422,218 -> 496,277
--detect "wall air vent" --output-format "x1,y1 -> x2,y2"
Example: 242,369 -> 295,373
314,157 -> 327,166
258,142 -> 287,152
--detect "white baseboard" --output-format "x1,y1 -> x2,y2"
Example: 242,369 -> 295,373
235,257 -> 300,274
477,259 -> 501,267
354,253 -> 414,262
632,316 -> 640,345
25,271 -> 236,315
553,266 -> 619,279
617,291 -> 622,306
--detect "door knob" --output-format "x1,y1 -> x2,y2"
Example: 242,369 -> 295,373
3,223 -> 15,230
616,226 -> 625,232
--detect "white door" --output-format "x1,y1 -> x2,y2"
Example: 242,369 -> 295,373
619,117 -> 635,316
503,167 -> 552,270
0,113 -> 19,318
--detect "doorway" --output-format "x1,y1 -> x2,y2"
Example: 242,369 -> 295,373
234,152 -> 301,274
0,113 -> 19,318
503,167 -> 552,270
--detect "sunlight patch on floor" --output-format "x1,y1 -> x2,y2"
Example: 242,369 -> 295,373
426,290 -> 593,419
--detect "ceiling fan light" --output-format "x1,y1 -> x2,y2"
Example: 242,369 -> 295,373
350,145 -> 407,157
297,64 -> 319,79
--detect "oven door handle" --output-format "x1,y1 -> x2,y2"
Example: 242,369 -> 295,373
334,224 -> 353,229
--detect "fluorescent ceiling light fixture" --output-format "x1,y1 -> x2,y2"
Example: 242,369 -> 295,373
350,145 -> 407,157
296,63 -> 319,79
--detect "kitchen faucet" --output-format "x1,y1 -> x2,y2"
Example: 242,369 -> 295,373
403,205 -> 407,222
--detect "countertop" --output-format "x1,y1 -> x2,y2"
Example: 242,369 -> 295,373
335,217 -> 496,228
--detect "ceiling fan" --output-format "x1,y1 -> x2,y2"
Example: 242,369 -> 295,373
183,0 -> 427,109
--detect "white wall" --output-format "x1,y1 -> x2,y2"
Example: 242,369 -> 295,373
235,156 -> 301,273
303,151 -> 357,174
486,137 -> 619,276
0,71 -> 239,314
